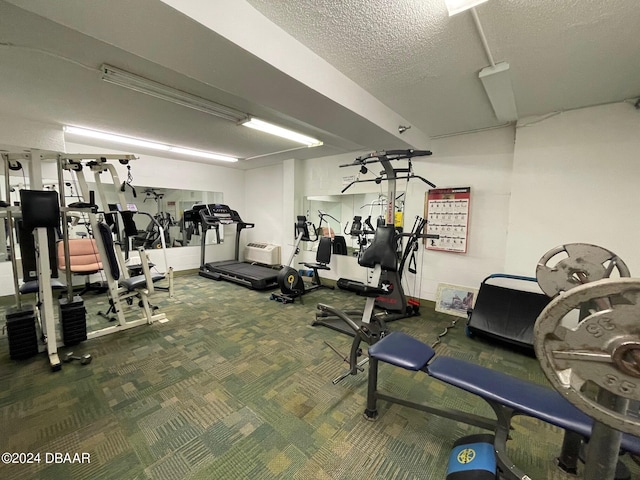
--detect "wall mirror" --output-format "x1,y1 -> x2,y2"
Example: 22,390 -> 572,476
0,173 -> 224,262
302,192 -> 405,258
72,181 -> 224,249
81,183 -> 224,248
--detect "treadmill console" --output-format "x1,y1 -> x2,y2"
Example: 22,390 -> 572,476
199,204 -> 254,229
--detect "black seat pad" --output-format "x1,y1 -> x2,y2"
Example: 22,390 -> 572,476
303,262 -> 330,271
19,279 -> 66,295
336,277 -> 390,297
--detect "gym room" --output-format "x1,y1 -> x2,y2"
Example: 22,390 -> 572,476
0,1 -> 639,479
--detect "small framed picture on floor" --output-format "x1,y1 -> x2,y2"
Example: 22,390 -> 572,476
435,283 -> 478,318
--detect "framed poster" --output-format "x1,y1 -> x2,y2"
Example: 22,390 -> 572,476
425,187 -> 471,253
435,283 -> 478,318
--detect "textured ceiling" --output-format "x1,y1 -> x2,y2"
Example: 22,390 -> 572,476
0,0 -> 383,168
247,0 -> 640,136
1,0 -> 638,168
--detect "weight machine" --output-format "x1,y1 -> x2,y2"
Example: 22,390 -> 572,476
61,155 -> 172,325
343,196 -> 385,258
1,150 -> 170,371
313,149 -> 439,384
313,150 -> 438,338
133,188 -> 173,249
316,210 -> 347,255
1,151 -> 63,368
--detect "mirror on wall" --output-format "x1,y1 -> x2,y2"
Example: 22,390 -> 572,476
0,174 -> 224,261
302,192 -> 405,258
72,182 -> 224,249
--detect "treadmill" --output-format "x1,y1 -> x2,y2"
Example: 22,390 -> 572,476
198,204 -> 279,290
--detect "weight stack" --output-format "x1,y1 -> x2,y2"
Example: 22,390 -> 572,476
59,296 -> 87,346
5,305 -> 39,360
446,434 -> 496,480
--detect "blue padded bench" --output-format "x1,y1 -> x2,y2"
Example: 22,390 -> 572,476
365,331 -> 640,479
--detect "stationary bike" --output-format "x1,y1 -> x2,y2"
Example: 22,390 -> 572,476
271,216 -> 334,304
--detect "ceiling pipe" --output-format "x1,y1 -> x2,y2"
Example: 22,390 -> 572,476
470,7 -> 496,67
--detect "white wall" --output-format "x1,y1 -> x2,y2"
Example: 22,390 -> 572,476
295,101 -> 640,302
506,102 -> 640,276
412,127 -> 515,300
0,115 -> 65,152
3,102 -> 638,300
296,127 -> 516,301
242,163 -> 284,262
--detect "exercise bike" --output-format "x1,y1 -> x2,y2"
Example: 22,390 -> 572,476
270,216 -> 334,304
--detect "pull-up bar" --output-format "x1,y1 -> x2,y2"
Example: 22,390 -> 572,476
339,149 -> 435,225
339,149 -> 432,167
341,174 -> 436,194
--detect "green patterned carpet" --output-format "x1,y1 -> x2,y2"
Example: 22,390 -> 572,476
0,272 -> 637,479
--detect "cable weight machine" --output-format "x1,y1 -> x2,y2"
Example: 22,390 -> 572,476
313,149 -> 439,339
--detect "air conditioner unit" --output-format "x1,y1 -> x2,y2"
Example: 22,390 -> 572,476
244,243 -> 281,266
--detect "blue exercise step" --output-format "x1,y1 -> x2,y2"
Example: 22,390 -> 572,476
446,434 -> 496,480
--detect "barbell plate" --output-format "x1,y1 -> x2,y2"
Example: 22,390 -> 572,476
536,243 -> 630,297
535,277 -> 640,436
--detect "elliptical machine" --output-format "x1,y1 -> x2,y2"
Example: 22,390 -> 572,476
271,216 -> 334,304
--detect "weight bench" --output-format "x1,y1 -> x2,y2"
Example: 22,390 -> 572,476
365,331 -> 640,479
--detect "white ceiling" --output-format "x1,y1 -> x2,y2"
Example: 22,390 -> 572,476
247,0 -> 640,136
1,0 -> 638,169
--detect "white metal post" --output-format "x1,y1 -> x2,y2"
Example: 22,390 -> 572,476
29,150 -> 61,370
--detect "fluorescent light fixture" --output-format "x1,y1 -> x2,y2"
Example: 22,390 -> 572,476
100,65 -> 323,148
101,64 -> 249,123
478,62 -> 518,122
64,126 -> 238,163
64,125 -> 169,151
241,118 -> 323,147
445,0 -> 489,16
168,146 -> 237,162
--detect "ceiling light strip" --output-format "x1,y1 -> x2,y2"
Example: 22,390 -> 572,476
241,118 -> 322,147
64,126 -> 238,163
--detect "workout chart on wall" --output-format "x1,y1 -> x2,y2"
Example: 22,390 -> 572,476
424,187 -> 471,253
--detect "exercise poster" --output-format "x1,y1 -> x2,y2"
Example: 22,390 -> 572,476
425,187 -> 470,253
